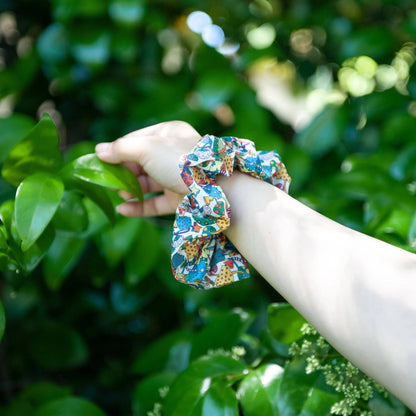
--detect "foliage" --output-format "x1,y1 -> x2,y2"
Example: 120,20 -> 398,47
1,0 -> 416,415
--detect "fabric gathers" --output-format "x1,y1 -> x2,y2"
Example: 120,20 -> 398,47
171,134 -> 291,289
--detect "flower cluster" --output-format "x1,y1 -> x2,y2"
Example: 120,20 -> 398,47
289,324 -> 387,416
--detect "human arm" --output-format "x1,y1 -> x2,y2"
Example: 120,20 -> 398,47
95,121 -> 416,411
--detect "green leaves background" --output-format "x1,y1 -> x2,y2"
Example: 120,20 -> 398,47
1,0 -> 416,415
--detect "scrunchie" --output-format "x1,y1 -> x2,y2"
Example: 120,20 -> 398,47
171,135 -> 291,289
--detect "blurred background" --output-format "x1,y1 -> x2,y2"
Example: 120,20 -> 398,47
1,0 -> 416,415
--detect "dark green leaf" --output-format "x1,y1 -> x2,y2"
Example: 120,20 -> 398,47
125,220 -> 160,286
2,114 -> 63,187
21,224 -> 55,273
132,330 -> 193,374
132,372 -> 177,416
268,303 -> 307,344
15,172 -> 64,251
29,321 -> 88,370
52,191 -> 89,234
17,382 -> 71,409
43,234 -> 86,290
191,308 -> 254,359
0,114 -> 35,164
95,216 -> 142,267
64,141 -> 97,164
0,300 -> 5,342
295,105 -> 348,158
61,153 -> 142,201
238,364 -> 284,416
34,397 -> 106,416
276,358 -> 340,416
65,177 -> 115,225
164,355 -> 247,416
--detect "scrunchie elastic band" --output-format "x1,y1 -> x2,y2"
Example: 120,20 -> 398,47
171,135 -> 291,289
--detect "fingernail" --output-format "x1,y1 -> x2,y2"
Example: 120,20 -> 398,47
116,204 -> 126,215
95,142 -> 110,154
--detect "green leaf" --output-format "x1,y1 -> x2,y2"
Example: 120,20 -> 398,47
43,234 -> 86,290
238,364 -> 284,416
268,303 -> 307,352
125,220 -> 160,286
0,300 -> 5,342
276,358 -> 340,416
368,391 -> 407,416
34,397 -> 106,416
2,114 -> 63,187
61,153 -> 142,201
191,308 -> 254,359
65,177 -> 115,225
37,23 -> 69,63
294,105 -> 348,158
52,191 -> 89,235
15,173 -> 64,251
4,381 -> 71,416
200,380 -> 239,416
70,28 -> 111,67
0,114 -> 35,164
21,224 -> 55,273
17,382 -> 71,409
109,0 -> 146,27
95,216 -> 142,267
164,355 -> 247,416
132,330 -> 193,374
29,321 -> 88,370
132,372 -> 177,416
64,141 -> 97,164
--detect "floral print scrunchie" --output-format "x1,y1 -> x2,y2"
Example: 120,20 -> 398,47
171,134 -> 291,289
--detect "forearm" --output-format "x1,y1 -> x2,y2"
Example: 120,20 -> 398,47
218,171 -> 416,410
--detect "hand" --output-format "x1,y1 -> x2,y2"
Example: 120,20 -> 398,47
95,121 -> 201,216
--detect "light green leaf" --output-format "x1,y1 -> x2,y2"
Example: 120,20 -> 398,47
2,114 -> 63,187
61,153 -> 142,201
34,397 -> 105,416
200,380 -> 239,416
15,173 -> 64,251
238,364 -> 284,416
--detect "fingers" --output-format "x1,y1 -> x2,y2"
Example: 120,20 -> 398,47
95,135 -> 152,164
116,194 -> 179,217
119,176 -> 163,201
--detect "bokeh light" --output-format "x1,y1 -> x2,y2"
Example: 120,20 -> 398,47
186,11 -> 212,34
201,24 -> 225,48
246,23 -> 276,49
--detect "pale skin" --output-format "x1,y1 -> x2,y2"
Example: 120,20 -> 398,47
95,121 -> 416,411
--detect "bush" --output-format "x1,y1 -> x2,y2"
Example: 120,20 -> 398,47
0,0 -> 415,415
